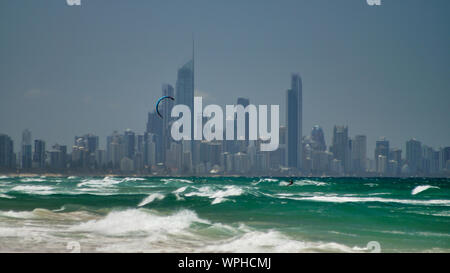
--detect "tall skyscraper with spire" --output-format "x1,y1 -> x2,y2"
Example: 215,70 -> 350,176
286,74 -> 303,171
175,40 -> 195,167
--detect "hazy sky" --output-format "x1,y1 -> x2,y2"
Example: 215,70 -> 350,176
1,0 -> 449,157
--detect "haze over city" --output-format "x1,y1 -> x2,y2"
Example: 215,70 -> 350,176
1,0 -> 449,157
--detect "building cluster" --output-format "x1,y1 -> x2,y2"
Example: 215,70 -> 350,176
1,51 -> 449,177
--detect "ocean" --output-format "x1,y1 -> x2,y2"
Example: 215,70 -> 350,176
0,176 -> 449,253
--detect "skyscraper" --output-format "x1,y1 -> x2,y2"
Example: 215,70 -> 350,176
352,135 -> 367,174
0,134 -> 14,170
330,126 -> 350,173
389,148 -> 402,176
286,74 -> 303,171
375,137 -> 389,174
175,42 -> 195,166
146,111 -> 163,163
310,125 -> 326,151
33,139 -> 46,169
124,129 -> 136,159
292,74 -> 303,170
440,147 -> 450,171
406,138 -> 422,174
21,129 -> 32,169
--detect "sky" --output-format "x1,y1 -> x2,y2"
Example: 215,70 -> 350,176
1,0 -> 449,157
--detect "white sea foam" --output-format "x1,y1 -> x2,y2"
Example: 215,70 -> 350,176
20,178 -> 46,182
0,193 -> 14,199
367,192 -> 391,196
138,193 -> 165,207
431,211 -> 450,217
278,179 -> 326,187
161,178 -> 193,184
201,230 -> 368,253
173,186 -> 188,194
185,185 -> 244,204
10,185 -> 54,195
77,177 -> 122,188
0,210 -> 36,219
295,179 -> 327,186
0,176 -> 9,179
67,176 -> 78,179
122,177 -> 146,182
412,185 -> 439,195
277,195 -> 450,206
71,209 -> 207,236
256,178 -> 279,184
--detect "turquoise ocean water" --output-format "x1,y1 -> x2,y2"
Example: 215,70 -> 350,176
0,176 -> 449,252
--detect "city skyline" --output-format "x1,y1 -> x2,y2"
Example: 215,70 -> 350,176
1,50 -> 449,176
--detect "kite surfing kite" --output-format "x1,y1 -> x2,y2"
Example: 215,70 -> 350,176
156,96 -> 175,118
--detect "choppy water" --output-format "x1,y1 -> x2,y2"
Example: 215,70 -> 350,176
0,176 -> 449,253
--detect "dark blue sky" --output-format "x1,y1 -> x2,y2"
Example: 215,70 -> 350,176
1,0 -> 449,156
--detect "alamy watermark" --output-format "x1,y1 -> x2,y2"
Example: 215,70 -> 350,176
66,0 -> 81,6
170,97 -> 280,152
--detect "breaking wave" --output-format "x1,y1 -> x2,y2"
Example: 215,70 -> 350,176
185,185 -> 244,204
138,193 -> 165,207
20,178 -> 46,183
201,230 -> 370,253
276,194 -> 450,206
10,185 -> 54,195
71,209 -> 207,236
412,185 -> 439,195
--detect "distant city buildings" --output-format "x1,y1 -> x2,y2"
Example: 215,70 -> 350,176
0,47 -> 448,177
1,126 -> 449,177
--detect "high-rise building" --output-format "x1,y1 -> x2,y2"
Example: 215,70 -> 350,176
310,125 -> 326,151
175,43 -> 195,166
21,129 -> 32,169
33,139 -> 46,169
0,134 -> 14,169
375,137 -> 389,173
144,132 -> 157,167
406,139 -> 422,174
146,111 -> 163,163
377,155 -> 388,175
439,147 -> 450,172
352,135 -> 367,174
74,134 -> 99,155
292,74 -> 303,170
389,148 -> 402,176
124,129 -> 136,159
286,74 -> 303,170
86,134 -> 99,154
107,131 -> 124,168
330,126 -> 350,173
48,144 -> 66,170
422,145 -> 434,175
